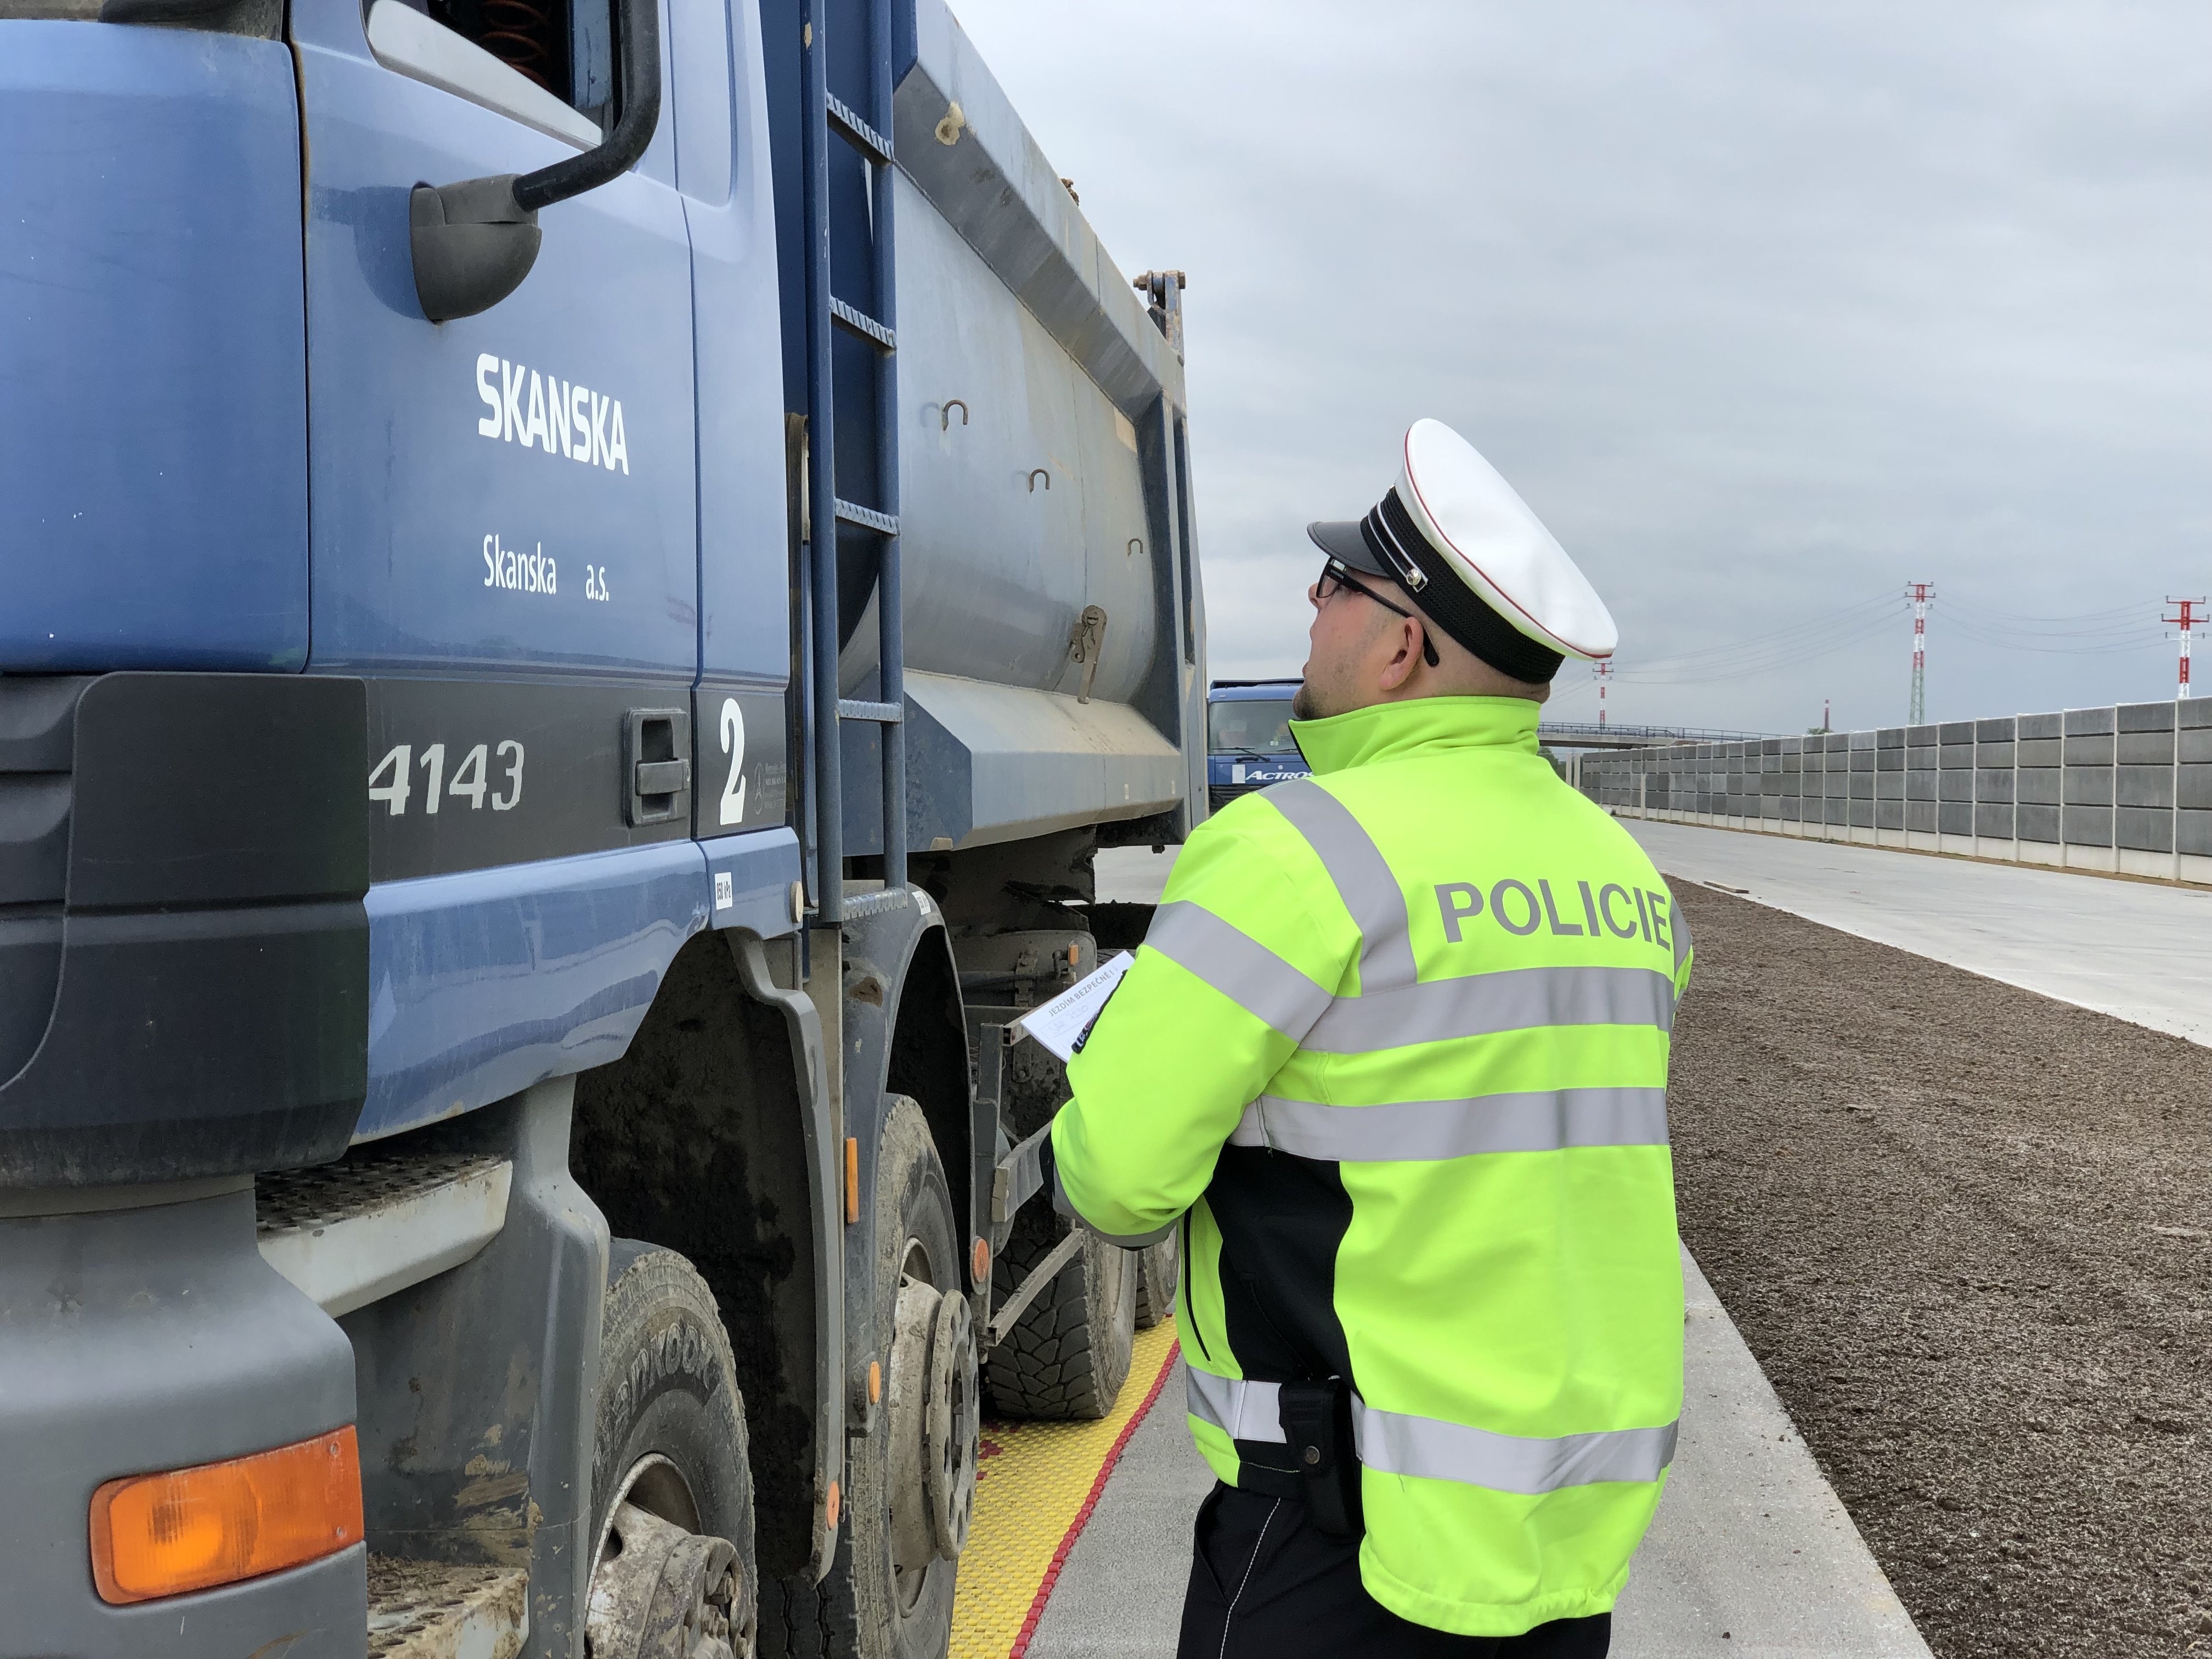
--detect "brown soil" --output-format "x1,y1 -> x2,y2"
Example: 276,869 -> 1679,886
1666,883 -> 2212,1659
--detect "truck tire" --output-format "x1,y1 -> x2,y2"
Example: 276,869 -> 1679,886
1133,1234 -> 1179,1330
764,1098 -> 970,1659
589,1242 -> 757,1659
984,1207 -> 1136,1420
757,1534 -> 861,1659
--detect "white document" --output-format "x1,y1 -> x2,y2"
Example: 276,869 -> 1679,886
1012,951 -> 1135,1062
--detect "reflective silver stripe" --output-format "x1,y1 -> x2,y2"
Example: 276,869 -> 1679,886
1186,1370 -> 1677,1494
1302,964 -> 1677,1055
1184,1364 -> 1284,1442
1145,901 -> 1334,1039
1665,883 -> 1693,980
1264,780 -> 1418,994
1352,1398 -> 1678,1496
1227,1087 -> 1668,1160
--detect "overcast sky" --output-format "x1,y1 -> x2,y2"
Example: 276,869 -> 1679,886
949,0 -> 2212,733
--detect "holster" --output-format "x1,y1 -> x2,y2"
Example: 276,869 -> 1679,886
1277,1377 -> 1363,1541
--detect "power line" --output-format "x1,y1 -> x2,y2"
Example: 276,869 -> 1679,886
1940,613 -> 2166,656
1583,584 -> 2179,701
1610,606 -> 1901,685
1615,603 -> 1899,680
1943,595 -> 2151,628
1618,590 -> 1898,675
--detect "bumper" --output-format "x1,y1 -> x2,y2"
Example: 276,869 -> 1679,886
0,1181 -> 363,1657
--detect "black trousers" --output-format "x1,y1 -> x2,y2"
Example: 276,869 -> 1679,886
1177,1483 -> 1612,1659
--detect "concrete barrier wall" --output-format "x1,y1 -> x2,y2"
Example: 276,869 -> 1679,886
1572,699 -> 2212,887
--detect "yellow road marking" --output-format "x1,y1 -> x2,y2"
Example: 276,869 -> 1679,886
950,1319 -> 1182,1658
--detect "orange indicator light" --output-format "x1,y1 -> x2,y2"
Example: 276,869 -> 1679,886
89,1427 -> 364,1605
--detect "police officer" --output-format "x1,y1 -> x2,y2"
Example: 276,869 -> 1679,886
1047,419 -> 1691,1656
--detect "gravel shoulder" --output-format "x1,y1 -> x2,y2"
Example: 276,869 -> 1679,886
1667,883 -> 2212,1659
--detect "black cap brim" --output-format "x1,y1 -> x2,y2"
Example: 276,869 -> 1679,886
1306,520 -> 1390,578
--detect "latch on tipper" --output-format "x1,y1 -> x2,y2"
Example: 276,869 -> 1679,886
1066,606 -> 1108,704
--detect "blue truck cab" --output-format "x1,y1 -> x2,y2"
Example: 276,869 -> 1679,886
1206,678 -> 1310,811
0,3 -> 1205,1655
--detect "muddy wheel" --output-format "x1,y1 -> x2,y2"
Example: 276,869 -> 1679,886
1133,1233 -> 1178,1331
846,1097 -> 973,1659
984,1206 -> 1136,1420
850,1097 -> 972,1657
760,1099 -> 972,1659
588,1242 -> 757,1659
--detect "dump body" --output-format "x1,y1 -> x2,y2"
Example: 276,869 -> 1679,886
770,0 -> 1208,854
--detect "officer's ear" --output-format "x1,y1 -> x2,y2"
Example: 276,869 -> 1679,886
1376,617 -> 1429,693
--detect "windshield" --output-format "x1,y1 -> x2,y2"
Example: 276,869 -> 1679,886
1207,698 -> 1300,756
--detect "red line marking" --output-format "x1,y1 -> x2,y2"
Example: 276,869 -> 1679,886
1007,1339 -> 1182,1659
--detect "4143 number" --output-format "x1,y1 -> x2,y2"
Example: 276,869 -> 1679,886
368,741 -> 524,815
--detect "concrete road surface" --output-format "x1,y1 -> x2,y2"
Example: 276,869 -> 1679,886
1097,844 -> 1180,906
1624,820 -> 2212,1047
1026,1252 -> 1929,1658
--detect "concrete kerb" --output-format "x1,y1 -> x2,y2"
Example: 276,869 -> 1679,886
1624,817 -> 2212,1049
1613,1253 -> 1931,1658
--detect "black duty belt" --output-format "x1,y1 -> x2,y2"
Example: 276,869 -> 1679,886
1239,1378 -> 1364,1541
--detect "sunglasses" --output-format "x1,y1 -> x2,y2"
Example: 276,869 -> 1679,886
1318,560 -> 1441,668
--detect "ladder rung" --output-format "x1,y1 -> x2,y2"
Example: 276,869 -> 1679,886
834,498 -> 899,535
830,297 -> 896,351
826,94 -> 893,167
837,699 -> 903,724
842,887 -> 912,921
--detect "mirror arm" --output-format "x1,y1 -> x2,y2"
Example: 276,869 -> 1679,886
511,0 -> 661,213
409,0 -> 663,323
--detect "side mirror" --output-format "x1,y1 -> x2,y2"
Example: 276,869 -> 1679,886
410,0 -> 662,323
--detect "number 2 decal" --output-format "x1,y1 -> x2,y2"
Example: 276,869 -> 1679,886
719,698 -> 747,827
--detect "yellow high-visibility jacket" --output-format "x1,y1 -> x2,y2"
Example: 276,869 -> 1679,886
1053,695 -> 1691,1637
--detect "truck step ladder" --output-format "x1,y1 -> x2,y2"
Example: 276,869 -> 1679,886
366,1558 -> 528,1659
804,0 -> 906,925
256,1152 -> 512,1319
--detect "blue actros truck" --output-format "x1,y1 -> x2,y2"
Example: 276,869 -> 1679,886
1205,679 -> 1310,812
0,0 -> 1206,1652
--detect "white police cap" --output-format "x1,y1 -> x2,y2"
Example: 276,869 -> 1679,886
1307,418 -> 1617,683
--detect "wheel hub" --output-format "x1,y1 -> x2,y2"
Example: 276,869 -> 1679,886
886,1273 -> 944,1581
585,1497 -> 745,1659
924,1288 -> 978,1559
886,1268 -> 981,1585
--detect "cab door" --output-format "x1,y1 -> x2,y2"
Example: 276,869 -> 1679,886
292,0 -> 699,882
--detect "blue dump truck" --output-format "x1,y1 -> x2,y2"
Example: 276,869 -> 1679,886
1206,679 -> 1311,812
0,2 -> 1205,1654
